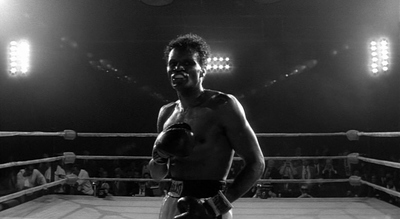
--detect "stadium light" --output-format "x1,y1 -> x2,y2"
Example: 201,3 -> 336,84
206,56 -> 232,73
369,38 -> 390,76
8,40 -> 30,76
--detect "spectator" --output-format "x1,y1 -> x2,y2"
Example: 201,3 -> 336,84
312,159 -> 322,178
262,159 -> 280,179
44,161 -> 66,182
0,168 -> 17,196
112,167 -> 127,196
253,183 -> 276,199
96,168 -> 111,198
321,159 -> 338,179
381,177 -> 399,205
16,165 -> 46,191
127,170 -> 141,196
15,165 -> 47,203
279,160 -> 297,197
141,172 -> 159,197
298,184 -> 313,198
38,153 -> 50,176
297,159 -> 317,196
65,164 -> 94,195
44,160 -> 66,193
319,159 -> 339,197
298,159 -> 317,180
141,161 -> 150,176
279,160 -> 297,179
367,174 -> 381,198
338,149 -> 352,177
258,159 -> 280,197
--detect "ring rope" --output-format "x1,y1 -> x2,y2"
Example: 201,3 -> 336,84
76,155 -> 152,160
82,177 -> 350,184
358,156 -> 400,169
75,155 -> 348,161
361,179 -> 400,198
258,131 -> 400,138
0,176 -> 354,205
0,156 -> 64,170
257,178 -> 349,184
0,154 -> 350,171
0,131 -> 157,138
0,179 -> 66,203
0,176 -> 393,206
263,156 -> 348,160
1,130 -> 400,139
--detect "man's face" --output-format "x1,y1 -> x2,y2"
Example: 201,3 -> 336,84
167,48 -> 204,91
23,166 -> 34,177
72,167 -> 79,175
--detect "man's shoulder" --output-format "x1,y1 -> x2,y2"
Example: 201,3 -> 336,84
203,90 -> 240,112
205,89 -> 235,105
80,169 -> 89,174
161,101 -> 177,109
160,101 -> 178,114
32,169 -> 42,175
17,169 -> 24,176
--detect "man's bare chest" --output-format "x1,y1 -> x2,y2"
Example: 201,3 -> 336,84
164,107 -> 217,132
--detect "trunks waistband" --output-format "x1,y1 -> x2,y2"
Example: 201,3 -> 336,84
168,179 -> 226,199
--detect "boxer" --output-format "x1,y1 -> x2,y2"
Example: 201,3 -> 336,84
149,33 -> 265,219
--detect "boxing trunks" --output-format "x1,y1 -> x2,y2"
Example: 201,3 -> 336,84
159,179 -> 231,219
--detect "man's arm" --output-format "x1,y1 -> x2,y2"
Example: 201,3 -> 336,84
148,104 -> 173,181
148,159 -> 169,181
220,95 -> 265,203
16,170 -> 24,191
34,169 -> 47,186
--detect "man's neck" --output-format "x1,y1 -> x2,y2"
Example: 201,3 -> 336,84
178,87 -> 205,109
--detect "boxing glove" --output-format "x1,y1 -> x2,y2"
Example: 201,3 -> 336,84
152,123 -> 195,165
175,196 -> 211,219
175,191 -> 233,219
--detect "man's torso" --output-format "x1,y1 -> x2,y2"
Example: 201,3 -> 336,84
160,90 -> 235,180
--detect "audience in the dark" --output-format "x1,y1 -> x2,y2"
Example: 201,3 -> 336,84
1,144 -> 400,209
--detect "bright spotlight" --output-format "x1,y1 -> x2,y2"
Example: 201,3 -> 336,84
368,37 -> 390,75
206,55 -> 232,73
8,40 -> 30,76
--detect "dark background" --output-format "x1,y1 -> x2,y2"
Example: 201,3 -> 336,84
0,0 -> 399,161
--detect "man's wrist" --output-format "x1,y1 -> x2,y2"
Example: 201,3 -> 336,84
151,158 -> 168,165
152,148 -> 170,165
202,191 -> 233,216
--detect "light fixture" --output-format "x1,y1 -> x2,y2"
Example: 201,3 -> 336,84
369,38 -> 390,75
206,56 -> 232,73
8,40 -> 30,76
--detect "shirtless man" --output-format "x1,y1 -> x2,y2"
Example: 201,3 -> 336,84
149,33 -> 265,219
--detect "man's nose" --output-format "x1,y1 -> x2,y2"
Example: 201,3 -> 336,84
173,63 -> 185,71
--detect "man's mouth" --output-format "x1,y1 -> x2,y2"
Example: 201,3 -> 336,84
171,72 -> 188,82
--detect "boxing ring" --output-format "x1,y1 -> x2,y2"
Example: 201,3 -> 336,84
1,130 -> 400,219
2,195 -> 400,219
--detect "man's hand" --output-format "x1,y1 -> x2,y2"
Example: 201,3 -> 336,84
175,191 -> 233,219
152,123 -> 195,165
